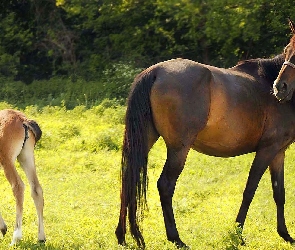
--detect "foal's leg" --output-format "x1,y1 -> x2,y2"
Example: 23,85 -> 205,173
157,146 -> 190,248
0,213 -> 7,236
236,150 -> 274,236
2,159 -> 25,245
269,151 -> 294,243
17,137 -> 45,243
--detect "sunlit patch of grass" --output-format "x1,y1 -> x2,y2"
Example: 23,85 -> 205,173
0,100 -> 295,249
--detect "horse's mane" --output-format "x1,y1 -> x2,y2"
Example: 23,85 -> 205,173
257,54 -> 284,82
234,54 -> 284,84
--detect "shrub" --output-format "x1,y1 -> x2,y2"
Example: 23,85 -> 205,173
0,62 -> 141,109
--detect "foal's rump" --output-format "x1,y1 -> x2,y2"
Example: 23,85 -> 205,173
0,109 -> 41,159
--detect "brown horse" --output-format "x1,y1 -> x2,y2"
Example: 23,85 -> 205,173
116,23 -> 295,248
274,20 -> 295,102
0,109 -> 45,245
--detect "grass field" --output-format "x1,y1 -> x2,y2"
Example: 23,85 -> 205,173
0,100 -> 295,249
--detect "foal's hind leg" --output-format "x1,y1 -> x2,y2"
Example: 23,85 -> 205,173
17,137 -> 45,243
0,213 -> 7,236
1,159 -> 25,245
157,146 -> 190,248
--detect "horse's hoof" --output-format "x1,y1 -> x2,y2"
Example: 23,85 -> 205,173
1,223 -> 7,236
174,240 -> 190,249
118,239 -> 126,246
38,239 -> 46,244
116,235 -> 126,246
115,226 -> 126,246
240,238 -> 246,246
118,240 -> 126,247
177,243 -> 190,249
279,231 -> 295,243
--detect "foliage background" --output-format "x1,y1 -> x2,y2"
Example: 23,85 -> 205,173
0,0 -> 295,84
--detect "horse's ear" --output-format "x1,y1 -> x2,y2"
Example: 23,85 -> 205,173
288,18 -> 295,34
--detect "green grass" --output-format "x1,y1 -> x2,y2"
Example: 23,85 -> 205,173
0,100 -> 295,249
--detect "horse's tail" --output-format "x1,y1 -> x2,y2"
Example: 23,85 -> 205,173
116,67 -> 157,248
25,120 -> 42,143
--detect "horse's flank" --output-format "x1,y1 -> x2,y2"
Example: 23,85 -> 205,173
151,57 -> 281,157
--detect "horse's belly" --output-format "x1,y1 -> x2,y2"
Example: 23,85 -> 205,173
192,78 -> 265,157
193,122 -> 260,157
193,138 -> 255,157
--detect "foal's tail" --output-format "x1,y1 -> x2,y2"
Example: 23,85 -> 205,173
24,120 -> 42,143
116,67 -> 157,248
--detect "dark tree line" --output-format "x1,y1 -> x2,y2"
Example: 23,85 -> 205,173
0,0 -> 294,83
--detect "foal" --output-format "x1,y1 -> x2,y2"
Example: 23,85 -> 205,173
0,109 -> 45,245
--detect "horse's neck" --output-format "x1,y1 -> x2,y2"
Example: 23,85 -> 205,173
233,55 -> 284,86
257,56 -> 284,82
232,61 -> 259,76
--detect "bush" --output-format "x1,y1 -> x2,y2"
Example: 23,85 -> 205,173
0,62 -> 142,109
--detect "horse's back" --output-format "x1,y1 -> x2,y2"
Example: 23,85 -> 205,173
150,58 -> 267,157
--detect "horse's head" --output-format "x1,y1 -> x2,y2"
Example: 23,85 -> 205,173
273,19 -> 295,102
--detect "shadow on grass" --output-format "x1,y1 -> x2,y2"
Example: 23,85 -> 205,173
12,238 -> 113,249
222,224 -> 245,250
14,240 -> 82,250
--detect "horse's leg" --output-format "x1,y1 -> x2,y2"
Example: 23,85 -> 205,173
0,213 -> 7,236
2,159 -> 25,245
157,146 -> 190,248
236,150 -> 274,238
17,139 -> 45,243
269,151 -> 294,243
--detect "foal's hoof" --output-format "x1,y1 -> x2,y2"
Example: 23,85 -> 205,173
1,224 -> 7,236
38,239 -> 46,244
